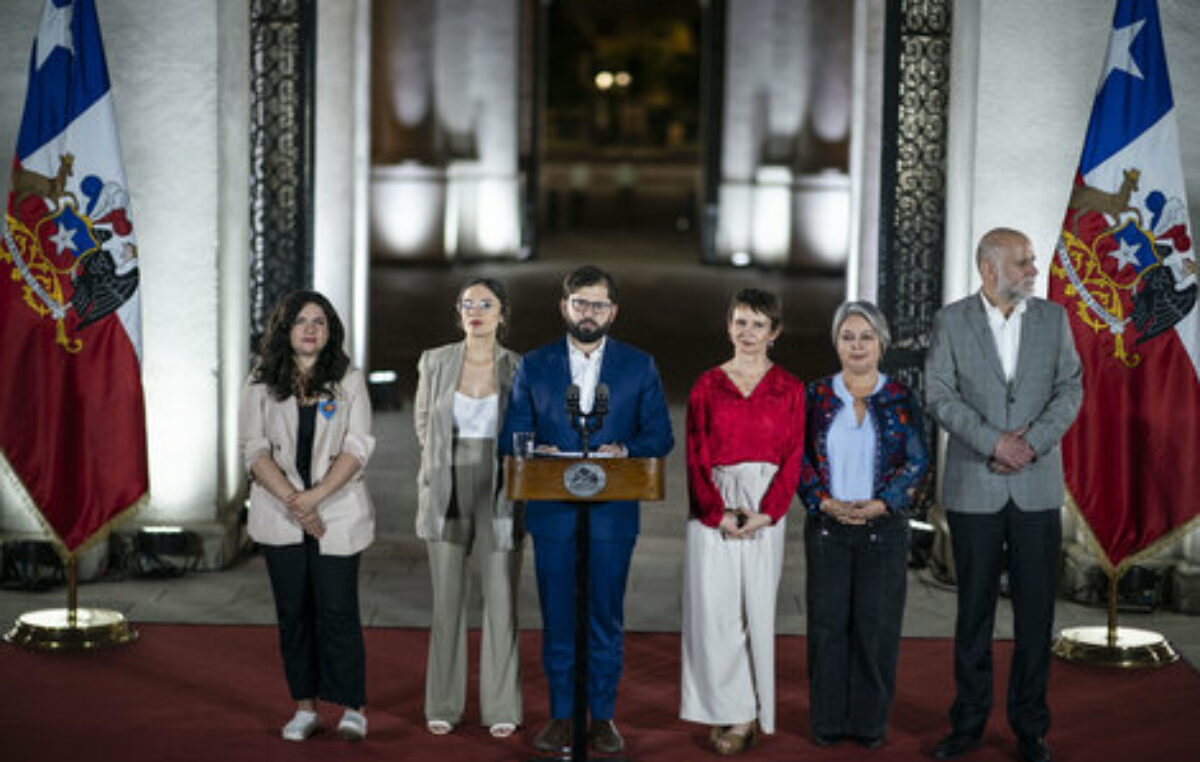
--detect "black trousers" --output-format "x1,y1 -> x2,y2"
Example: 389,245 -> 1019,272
262,534 -> 366,709
805,512 -> 909,739
946,502 -> 1061,739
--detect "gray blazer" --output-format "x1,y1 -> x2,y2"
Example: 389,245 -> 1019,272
414,341 -> 522,549
925,294 -> 1083,513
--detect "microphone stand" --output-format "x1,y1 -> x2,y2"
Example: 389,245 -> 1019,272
560,389 -> 612,762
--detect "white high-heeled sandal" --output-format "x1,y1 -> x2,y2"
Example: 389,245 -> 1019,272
427,720 -> 454,735
489,722 -> 518,738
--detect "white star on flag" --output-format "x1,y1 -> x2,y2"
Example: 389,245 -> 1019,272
1108,237 -> 1143,272
1101,19 -> 1146,83
35,1 -> 74,70
50,222 -> 79,255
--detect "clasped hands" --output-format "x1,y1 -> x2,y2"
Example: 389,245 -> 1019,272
990,426 -> 1035,474
821,498 -> 888,525
719,509 -> 772,539
286,489 -> 326,538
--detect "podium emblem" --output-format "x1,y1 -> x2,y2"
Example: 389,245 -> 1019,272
563,462 -> 607,498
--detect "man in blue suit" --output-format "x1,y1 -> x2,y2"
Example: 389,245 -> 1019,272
500,265 -> 674,755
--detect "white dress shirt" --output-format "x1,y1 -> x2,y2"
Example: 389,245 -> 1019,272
567,335 -> 607,414
980,291 -> 1026,381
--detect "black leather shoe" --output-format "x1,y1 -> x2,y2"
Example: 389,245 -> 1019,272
1018,735 -> 1051,762
532,719 -> 572,754
931,732 -> 982,759
813,733 -> 840,747
857,735 -> 885,749
589,719 -> 624,754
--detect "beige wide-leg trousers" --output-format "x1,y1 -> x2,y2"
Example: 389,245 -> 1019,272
425,438 -> 523,727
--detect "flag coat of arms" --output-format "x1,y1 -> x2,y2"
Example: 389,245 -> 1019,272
1050,0 -> 1198,571
0,0 -> 147,554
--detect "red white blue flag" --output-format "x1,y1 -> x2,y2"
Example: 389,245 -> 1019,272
0,0 -> 147,554
1050,0 -> 1198,571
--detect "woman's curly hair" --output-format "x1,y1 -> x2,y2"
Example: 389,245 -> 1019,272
253,290 -> 350,401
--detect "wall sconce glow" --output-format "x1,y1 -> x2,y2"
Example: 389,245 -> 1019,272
594,71 -> 614,90
369,370 -> 398,384
370,163 -> 445,258
752,166 -> 793,266
716,184 -> 753,262
144,377 -> 218,523
614,71 -> 632,88
476,176 -> 519,254
140,526 -> 186,534
793,171 -> 850,269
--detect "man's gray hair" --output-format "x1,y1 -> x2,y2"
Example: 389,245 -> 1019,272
831,300 -> 891,355
975,227 -> 1031,270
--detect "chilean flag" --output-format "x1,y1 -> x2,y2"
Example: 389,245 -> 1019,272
1050,0 -> 1198,571
0,0 -> 147,554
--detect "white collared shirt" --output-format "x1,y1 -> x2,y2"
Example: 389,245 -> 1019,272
980,291 -> 1026,381
567,335 -> 607,414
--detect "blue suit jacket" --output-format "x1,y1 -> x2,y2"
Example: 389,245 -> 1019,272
500,337 -> 674,540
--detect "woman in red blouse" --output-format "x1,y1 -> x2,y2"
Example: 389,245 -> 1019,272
679,289 -> 806,755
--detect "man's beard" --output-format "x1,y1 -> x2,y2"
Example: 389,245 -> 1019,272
567,316 -> 609,343
997,271 -> 1034,303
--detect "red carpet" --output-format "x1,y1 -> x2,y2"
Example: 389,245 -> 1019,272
0,625 -> 1196,761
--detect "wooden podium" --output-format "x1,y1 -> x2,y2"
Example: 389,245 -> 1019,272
505,455 -> 665,761
505,455 -> 664,503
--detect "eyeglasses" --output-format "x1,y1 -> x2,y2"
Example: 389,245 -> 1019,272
568,297 -> 614,315
459,299 -> 496,312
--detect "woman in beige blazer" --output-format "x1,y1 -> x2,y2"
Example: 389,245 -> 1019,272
239,290 -> 375,743
415,277 -> 523,739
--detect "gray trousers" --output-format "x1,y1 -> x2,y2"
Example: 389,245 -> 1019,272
425,437 -> 523,727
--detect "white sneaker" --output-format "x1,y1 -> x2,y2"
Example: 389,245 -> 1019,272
338,709 -> 368,741
281,709 -> 319,741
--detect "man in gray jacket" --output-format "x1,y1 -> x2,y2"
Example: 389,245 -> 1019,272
925,228 -> 1083,762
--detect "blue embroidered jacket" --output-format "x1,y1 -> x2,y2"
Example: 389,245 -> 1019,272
797,375 -> 929,514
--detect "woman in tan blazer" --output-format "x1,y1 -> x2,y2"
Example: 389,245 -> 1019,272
239,290 -> 375,743
415,277 -> 523,739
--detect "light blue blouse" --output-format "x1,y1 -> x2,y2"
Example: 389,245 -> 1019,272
827,372 -> 886,502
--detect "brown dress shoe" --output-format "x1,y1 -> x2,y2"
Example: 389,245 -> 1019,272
533,719 -> 572,753
589,719 -> 625,754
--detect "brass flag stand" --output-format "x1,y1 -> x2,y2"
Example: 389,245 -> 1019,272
1052,568 -> 1177,668
4,556 -> 137,651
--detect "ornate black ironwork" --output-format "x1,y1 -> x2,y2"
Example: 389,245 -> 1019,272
249,0 -> 316,347
877,0 -> 951,517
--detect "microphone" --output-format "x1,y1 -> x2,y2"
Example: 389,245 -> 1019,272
566,384 -> 581,417
594,383 -> 610,416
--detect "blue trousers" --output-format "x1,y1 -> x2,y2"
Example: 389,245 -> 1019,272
532,533 -> 636,720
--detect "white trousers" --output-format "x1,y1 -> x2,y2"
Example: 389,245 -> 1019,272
680,464 -> 787,733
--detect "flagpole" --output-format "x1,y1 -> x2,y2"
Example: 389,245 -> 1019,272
3,548 -> 138,652
1052,566 -> 1178,668
67,557 -> 78,626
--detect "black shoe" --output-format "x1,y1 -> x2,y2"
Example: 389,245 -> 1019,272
589,719 -> 624,754
930,732 -> 982,759
813,733 -> 840,747
1018,735 -> 1051,762
532,719 -> 572,754
857,735 -> 885,749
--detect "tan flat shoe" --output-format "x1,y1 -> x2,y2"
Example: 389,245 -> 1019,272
713,721 -> 760,756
